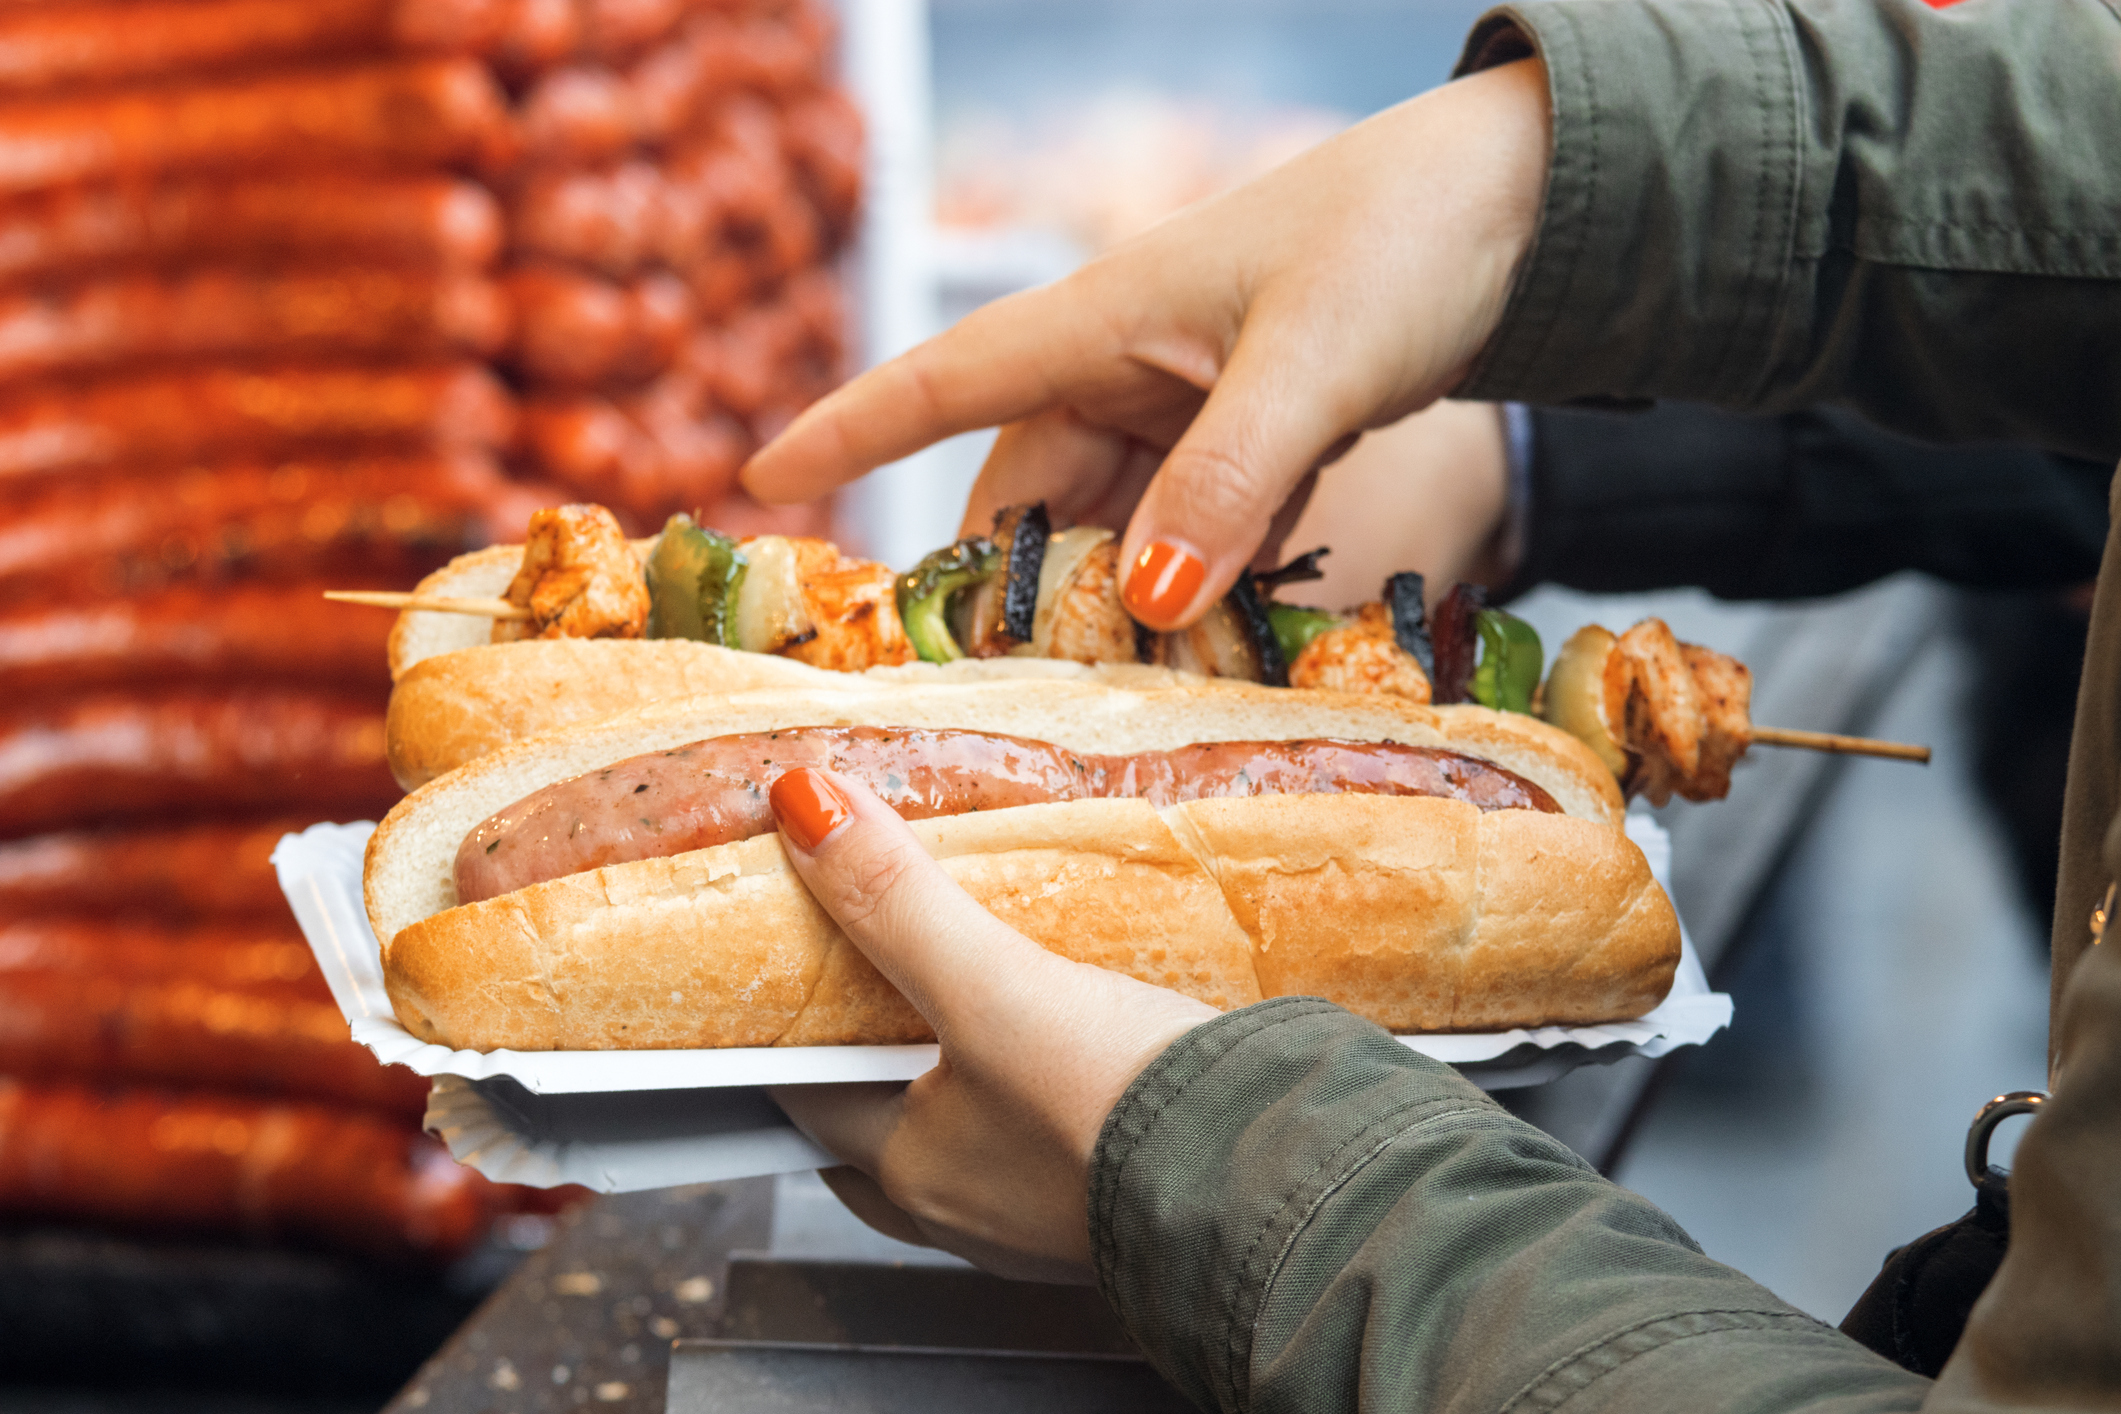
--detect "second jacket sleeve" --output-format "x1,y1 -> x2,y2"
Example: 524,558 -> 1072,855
1456,0 -> 2121,465
1092,997 -> 1930,1414
1509,403 -> 2111,600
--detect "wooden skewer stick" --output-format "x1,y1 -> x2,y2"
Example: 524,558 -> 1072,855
322,590 -> 532,622
324,587 -> 1937,765
1750,726 -> 1930,763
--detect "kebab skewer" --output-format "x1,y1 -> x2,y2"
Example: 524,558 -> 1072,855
340,501 -> 1929,798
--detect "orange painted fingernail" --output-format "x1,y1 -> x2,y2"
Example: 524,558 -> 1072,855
771,767 -> 852,850
1121,540 -> 1206,629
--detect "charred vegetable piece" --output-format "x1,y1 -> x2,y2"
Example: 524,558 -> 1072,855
1225,575 -> 1289,686
1470,608 -> 1544,714
645,514 -> 746,647
1428,582 -> 1487,704
1384,572 -> 1434,676
958,502 -> 1050,656
994,502 -> 1050,644
896,537 -> 998,663
1256,546 -> 1330,593
1266,604 -> 1341,666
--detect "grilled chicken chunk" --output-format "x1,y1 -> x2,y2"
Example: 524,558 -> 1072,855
1604,618 -> 1752,804
492,503 -> 650,642
1289,602 -> 1432,703
780,536 -> 915,671
1044,541 -> 1139,665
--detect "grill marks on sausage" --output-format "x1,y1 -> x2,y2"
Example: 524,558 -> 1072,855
455,725 -> 1562,903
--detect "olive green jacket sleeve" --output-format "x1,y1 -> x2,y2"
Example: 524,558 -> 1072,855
1091,999 -> 1928,1413
1457,0 -> 2121,465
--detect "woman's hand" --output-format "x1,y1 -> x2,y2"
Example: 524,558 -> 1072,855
763,767 -> 1218,1283
740,60 -> 1551,629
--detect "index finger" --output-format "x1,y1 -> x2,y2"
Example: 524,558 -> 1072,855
739,282 -> 1115,504
766,766 -> 1063,1031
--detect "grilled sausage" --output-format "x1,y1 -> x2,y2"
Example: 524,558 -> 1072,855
0,269 -> 508,382
516,63 -> 639,166
0,453 -> 526,604
0,0 -> 510,95
0,176 -> 503,287
780,89 -> 863,237
0,59 -> 515,197
0,1080 -> 491,1262
520,391 -> 748,517
578,0 -> 696,60
0,919 -> 324,999
0,971 -> 426,1114
494,0 -> 579,74
0,818 -> 303,919
0,364 -> 515,487
0,690 -> 397,836
510,160 -> 664,276
503,265 -> 694,387
0,584 -> 392,698
457,724 -> 1564,902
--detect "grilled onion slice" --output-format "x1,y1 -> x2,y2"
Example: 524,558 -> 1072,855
732,535 -> 815,654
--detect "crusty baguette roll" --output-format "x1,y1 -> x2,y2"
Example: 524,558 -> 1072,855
366,680 -> 1674,1050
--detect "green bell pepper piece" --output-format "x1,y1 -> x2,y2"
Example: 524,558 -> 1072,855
1265,603 -> 1342,666
895,537 -> 998,663
646,514 -> 747,646
1470,608 -> 1543,714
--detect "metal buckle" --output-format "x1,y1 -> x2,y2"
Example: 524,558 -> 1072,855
1965,1090 -> 2046,1189
2093,882 -> 2116,946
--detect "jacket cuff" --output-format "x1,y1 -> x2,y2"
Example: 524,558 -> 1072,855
1087,997 -> 1492,1412
1453,2 -> 1807,407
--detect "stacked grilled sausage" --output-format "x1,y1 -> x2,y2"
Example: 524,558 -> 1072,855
0,0 -> 857,1261
497,0 -> 861,525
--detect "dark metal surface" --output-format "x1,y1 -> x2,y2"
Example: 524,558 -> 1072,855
666,1341 -> 1191,1414
379,1185 -> 1188,1414
383,1179 -> 776,1414
720,1254 -> 1137,1354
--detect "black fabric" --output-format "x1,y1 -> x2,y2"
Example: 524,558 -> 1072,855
1841,1173 -> 2014,1380
1507,402 -> 2111,602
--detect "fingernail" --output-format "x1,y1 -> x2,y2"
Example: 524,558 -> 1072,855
1121,539 -> 1206,629
771,767 -> 852,851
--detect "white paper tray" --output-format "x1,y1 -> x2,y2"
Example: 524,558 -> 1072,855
275,814 -> 1728,1190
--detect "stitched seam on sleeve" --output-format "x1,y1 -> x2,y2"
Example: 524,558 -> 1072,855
1088,998 -> 1340,1297
1732,0 -> 1808,406
1703,0 -> 1779,398
1491,2 -> 1599,393
1231,1105 -> 1567,1407
1499,1308 -> 1831,1412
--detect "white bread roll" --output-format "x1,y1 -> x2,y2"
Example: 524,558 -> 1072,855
367,680 -> 1675,1050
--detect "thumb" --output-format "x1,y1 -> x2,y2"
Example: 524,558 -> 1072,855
767,766 -> 1056,1032
1117,318 -> 1372,631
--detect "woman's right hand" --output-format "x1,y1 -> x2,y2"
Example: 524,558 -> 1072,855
741,58 -> 1552,629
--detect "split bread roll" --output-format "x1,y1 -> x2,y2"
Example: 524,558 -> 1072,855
366,679 -> 1679,1051
386,544 -> 1213,789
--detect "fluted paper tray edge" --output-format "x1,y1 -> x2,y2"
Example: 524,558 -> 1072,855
275,815 -> 1727,1190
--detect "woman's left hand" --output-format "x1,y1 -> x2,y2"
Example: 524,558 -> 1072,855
762,766 -> 1218,1283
